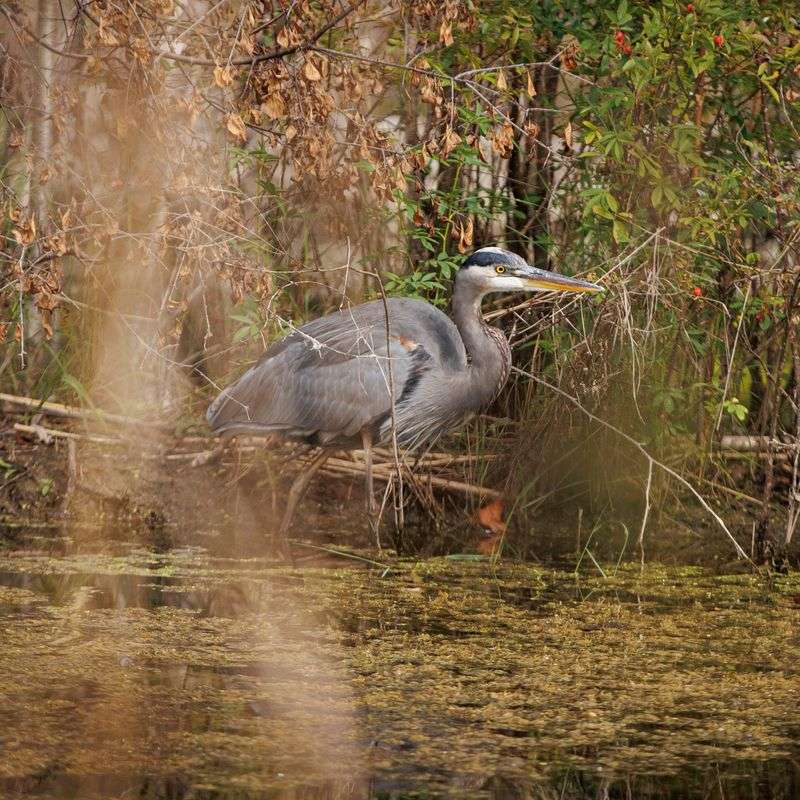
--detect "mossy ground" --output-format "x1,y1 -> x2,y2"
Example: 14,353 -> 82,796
1,537 -> 799,799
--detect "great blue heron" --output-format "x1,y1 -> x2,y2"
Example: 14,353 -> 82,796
207,247 -> 603,550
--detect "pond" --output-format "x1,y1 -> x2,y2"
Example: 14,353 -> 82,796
1,532 -> 799,799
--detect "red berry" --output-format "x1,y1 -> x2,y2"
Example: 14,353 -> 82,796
693,287 -> 702,297
622,43 -> 633,55
714,34 -> 724,47
615,30 -> 625,44
686,3 -> 694,12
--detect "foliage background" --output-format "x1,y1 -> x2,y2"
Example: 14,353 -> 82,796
1,0 -> 799,562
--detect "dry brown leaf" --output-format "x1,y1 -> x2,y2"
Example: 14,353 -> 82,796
45,232 -> 67,256
496,69 -> 508,91
226,113 -> 247,142
439,20 -> 454,47
421,78 -> 441,106
39,310 -> 53,339
36,292 -> 59,312
12,215 -> 36,246
491,122 -> 514,157
411,145 -> 430,170
457,216 -> 474,253
263,92 -> 286,120
303,60 -> 322,82
285,124 -> 297,142
238,33 -> 254,56
527,70 -> 536,97
97,17 -> 119,46
477,497 -> 508,556
476,497 -> 506,555
0,322 -> 8,343
214,65 -> 233,88
477,497 -> 506,535
524,121 -> 540,138
564,121 -> 573,148
440,126 -> 462,158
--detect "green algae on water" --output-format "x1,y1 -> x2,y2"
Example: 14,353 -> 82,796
0,548 -> 799,798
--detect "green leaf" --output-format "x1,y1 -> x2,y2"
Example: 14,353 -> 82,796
612,218 -> 629,243
651,185 -> 663,208
760,78 -> 780,103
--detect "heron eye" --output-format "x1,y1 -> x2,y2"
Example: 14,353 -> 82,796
495,265 -> 506,274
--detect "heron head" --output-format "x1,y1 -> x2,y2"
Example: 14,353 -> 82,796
459,247 -> 604,295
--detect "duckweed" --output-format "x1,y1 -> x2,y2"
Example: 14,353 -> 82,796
1,546 -> 799,798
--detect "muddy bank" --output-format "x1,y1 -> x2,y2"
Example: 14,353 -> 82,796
2,414 -> 787,565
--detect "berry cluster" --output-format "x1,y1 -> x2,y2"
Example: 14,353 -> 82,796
614,30 -> 632,56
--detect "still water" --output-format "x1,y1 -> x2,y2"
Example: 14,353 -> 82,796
1,534 -> 799,799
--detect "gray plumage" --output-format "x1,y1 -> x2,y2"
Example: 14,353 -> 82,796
207,248 -> 603,453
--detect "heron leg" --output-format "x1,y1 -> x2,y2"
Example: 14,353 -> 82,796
276,449 -> 330,556
361,429 -> 377,515
361,429 -> 381,542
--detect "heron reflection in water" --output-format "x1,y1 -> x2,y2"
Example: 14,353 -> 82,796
207,247 -> 604,550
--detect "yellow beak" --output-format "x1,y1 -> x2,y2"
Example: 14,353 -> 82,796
521,267 -> 604,294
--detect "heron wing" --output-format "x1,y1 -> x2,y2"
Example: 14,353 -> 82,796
207,300 -> 439,446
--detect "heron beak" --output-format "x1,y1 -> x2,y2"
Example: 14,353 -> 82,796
520,266 -> 604,294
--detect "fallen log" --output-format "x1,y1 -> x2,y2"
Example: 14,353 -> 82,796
188,450 -> 501,500
718,450 -> 793,469
1,392 -> 170,432
719,435 -> 798,452
311,459 -> 501,500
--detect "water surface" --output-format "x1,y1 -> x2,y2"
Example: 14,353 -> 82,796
1,535 -> 799,799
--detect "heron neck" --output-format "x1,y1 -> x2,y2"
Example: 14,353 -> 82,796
452,281 -> 511,405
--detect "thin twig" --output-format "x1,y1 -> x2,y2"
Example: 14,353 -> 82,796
13,422 -> 126,446
638,459 -> 652,570
374,269 -> 404,528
